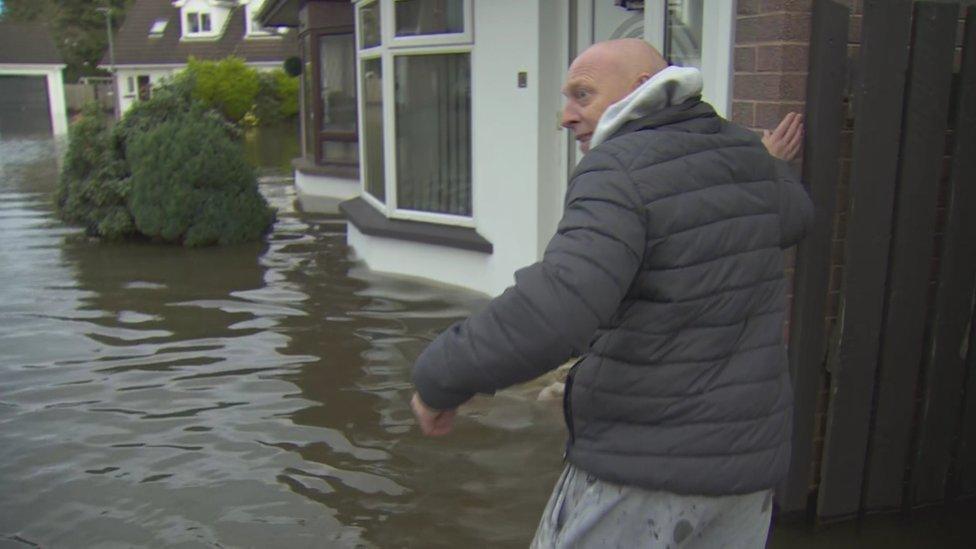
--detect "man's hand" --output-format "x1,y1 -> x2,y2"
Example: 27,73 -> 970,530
762,112 -> 804,162
411,393 -> 457,437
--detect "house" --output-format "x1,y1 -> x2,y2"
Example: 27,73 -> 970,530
257,0 -> 811,296
104,0 -> 298,114
0,22 -> 68,138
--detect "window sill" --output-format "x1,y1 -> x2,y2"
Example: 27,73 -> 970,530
292,157 -> 359,179
340,197 -> 492,254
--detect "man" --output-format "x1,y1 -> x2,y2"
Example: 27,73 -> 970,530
411,39 -> 812,547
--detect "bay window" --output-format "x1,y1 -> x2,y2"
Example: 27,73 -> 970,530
298,1 -> 357,171
356,0 -> 474,224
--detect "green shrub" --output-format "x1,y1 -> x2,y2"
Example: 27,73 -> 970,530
186,56 -> 260,124
126,110 -> 275,247
55,103 -> 135,239
254,69 -> 299,125
56,78 -> 276,247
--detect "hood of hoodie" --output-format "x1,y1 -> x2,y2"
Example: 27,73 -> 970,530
589,65 -> 704,150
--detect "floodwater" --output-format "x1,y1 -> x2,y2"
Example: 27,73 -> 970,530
1,128 -> 973,548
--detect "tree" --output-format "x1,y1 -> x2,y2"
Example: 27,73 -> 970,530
0,0 -> 134,82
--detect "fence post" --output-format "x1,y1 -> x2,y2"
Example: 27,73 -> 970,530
862,1 -> 959,513
816,0 -> 913,521
912,5 -> 976,507
778,0 -> 848,516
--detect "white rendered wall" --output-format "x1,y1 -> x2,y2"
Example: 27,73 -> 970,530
294,170 -> 359,214
115,67 -> 178,114
347,224 -> 490,294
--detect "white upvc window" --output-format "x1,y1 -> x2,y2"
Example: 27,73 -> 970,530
185,11 -> 213,36
644,0 -> 734,117
355,0 -> 474,227
245,0 -> 279,37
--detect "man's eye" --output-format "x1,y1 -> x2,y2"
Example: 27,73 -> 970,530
575,90 -> 590,100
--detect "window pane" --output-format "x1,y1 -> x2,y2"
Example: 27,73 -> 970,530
394,53 -> 471,216
319,34 -> 357,133
362,58 -> 386,202
359,2 -> 381,49
395,0 -> 464,37
666,0 -> 703,68
187,13 -> 200,33
201,13 -> 212,32
321,141 -> 359,165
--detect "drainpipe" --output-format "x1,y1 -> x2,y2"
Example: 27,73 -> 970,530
96,6 -> 119,120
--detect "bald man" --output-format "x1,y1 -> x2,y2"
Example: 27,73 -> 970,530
412,39 -> 812,547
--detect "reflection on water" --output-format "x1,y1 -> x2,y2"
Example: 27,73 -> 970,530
1,134 -> 973,548
0,136 -> 564,548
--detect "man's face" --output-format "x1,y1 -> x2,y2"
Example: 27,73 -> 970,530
560,55 -> 634,153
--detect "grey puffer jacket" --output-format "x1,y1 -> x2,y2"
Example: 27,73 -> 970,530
412,97 -> 812,496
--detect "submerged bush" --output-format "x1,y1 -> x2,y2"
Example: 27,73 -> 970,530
56,104 -> 135,239
56,79 -> 276,247
127,111 -> 275,246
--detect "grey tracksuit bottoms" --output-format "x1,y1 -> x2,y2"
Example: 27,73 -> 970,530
531,464 -> 773,548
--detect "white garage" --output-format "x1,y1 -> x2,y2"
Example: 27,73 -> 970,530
0,22 -> 68,138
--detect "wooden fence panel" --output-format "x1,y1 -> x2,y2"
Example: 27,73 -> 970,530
912,5 -> 976,506
778,0 -> 849,515
957,308 -> 976,497
862,1 -> 959,512
817,0 -> 913,520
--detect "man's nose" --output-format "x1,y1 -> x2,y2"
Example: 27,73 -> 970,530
561,103 -> 579,129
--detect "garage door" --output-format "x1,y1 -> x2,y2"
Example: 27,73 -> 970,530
0,75 -> 53,138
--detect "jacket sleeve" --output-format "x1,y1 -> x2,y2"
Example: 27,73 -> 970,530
412,149 -> 648,410
775,158 -> 814,248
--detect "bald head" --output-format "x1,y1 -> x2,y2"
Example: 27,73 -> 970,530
579,39 -> 668,83
561,39 -> 668,153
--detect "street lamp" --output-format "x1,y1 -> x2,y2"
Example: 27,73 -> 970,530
96,6 -> 119,120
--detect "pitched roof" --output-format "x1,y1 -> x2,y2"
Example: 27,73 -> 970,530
104,0 -> 297,67
0,22 -> 64,65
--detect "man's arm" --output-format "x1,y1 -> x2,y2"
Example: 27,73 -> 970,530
412,148 -> 647,413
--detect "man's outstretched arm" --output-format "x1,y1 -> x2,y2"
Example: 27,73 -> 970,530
411,148 -> 647,425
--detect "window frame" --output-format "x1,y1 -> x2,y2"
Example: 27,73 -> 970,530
309,31 -> 360,166
387,0 -> 473,49
183,10 -> 216,38
355,0 -> 475,227
643,0 -> 733,117
246,2 -> 280,38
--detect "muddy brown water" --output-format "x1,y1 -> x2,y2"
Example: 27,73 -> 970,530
1,132 -> 972,548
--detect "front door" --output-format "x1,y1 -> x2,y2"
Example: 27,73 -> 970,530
137,75 -> 151,102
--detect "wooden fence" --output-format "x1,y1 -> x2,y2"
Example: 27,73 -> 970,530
780,0 -> 976,522
65,80 -> 114,113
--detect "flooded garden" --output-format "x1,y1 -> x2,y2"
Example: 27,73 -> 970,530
1,130 -> 972,548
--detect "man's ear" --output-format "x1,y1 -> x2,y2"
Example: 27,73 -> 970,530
632,72 -> 652,91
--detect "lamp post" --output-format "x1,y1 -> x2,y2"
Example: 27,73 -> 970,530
96,6 -> 119,120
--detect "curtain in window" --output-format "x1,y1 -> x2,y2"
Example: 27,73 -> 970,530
394,53 -> 471,216
362,58 -> 386,202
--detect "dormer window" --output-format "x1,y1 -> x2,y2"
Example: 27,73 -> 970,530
245,0 -> 279,38
186,12 -> 212,34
